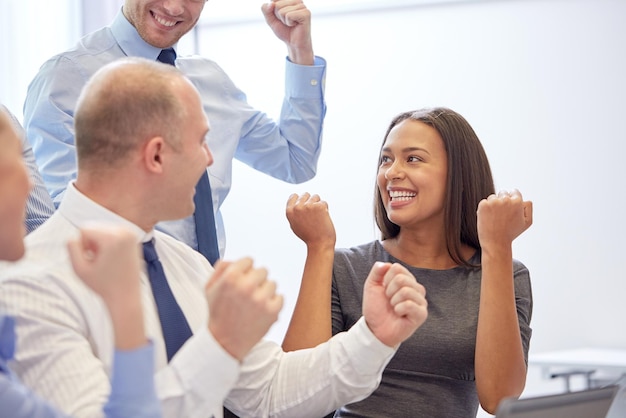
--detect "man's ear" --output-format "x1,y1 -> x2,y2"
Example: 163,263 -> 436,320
143,136 -> 166,174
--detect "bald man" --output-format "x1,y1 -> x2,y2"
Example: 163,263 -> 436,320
1,58 -> 428,418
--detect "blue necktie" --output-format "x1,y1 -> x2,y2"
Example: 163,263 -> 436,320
156,48 -> 177,66
143,239 -> 192,361
157,48 -> 220,265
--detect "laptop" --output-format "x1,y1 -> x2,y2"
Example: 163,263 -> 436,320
495,385 -> 619,418
606,375 -> 626,418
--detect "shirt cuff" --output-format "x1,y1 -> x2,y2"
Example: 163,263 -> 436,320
342,317 -> 397,376
110,343 -> 155,393
159,327 -> 239,415
106,342 -> 161,417
285,56 -> 326,98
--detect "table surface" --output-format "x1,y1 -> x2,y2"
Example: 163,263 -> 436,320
530,348 -> 626,371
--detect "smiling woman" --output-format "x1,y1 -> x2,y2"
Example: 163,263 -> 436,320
283,107 -> 534,417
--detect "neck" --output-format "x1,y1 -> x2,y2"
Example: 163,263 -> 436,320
383,235 -> 453,269
382,228 -> 473,270
74,174 -> 157,233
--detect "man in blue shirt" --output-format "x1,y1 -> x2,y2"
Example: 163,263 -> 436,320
23,0 -> 326,257
0,107 -> 162,417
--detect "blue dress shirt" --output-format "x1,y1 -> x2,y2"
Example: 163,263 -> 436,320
0,106 -> 55,234
23,10 -> 327,256
0,313 -> 161,418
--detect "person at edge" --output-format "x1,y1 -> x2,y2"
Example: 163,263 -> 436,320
0,106 -> 162,418
1,105 -> 55,234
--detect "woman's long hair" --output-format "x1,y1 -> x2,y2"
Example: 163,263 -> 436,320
374,107 -> 495,267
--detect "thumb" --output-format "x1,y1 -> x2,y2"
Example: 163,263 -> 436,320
523,201 -> 533,226
365,262 -> 391,287
205,259 -> 231,291
67,236 -> 88,278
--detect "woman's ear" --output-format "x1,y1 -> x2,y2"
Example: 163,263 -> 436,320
143,136 -> 166,174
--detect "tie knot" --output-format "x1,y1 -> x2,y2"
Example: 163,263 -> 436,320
142,240 -> 159,263
157,48 -> 177,66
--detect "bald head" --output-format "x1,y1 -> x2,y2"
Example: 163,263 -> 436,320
75,57 -> 189,172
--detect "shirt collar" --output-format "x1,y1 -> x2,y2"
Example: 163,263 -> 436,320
110,8 -> 178,62
58,182 -> 154,244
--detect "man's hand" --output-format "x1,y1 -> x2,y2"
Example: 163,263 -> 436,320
261,0 -> 314,65
286,192 -> 335,251
362,262 -> 428,348
67,224 -> 142,307
67,224 -> 146,350
205,258 -> 284,361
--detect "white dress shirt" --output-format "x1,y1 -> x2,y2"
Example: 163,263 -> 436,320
0,183 -> 396,418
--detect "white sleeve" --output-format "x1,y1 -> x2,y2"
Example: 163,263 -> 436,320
0,275 -> 113,418
155,327 -> 239,418
225,317 -> 396,418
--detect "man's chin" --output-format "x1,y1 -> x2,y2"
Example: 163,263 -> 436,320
0,240 -> 25,262
163,207 -> 195,223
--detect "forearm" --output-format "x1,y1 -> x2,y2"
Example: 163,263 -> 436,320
282,244 -> 334,351
106,290 -> 148,351
279,57 -> 326,182
228,319 -> 395,418
475,247 -> 527,414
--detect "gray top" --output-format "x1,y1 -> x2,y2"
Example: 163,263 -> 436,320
331,241 -> 533,418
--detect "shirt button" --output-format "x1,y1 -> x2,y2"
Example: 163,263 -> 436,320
310,79 -> 318,86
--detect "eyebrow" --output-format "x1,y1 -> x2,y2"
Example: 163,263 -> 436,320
381,146 -> 430,154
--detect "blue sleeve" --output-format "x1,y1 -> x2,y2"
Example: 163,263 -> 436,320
104,343 -> 162,418
235,56 -> 327,184
0,372 -> 69,418
22,55 -> 88,207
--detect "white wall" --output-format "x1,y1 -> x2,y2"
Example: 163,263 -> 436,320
0,0 -> 81,121
196,0 -> 626,357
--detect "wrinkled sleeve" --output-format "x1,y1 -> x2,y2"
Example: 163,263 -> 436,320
105,343 -> 162,418
0,276 -> 115,418
234,57 -> 327,184
0,372 -> 70,418
23,56 -> 88,206
225,317 -> 395,418
154,328 -> 239,418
